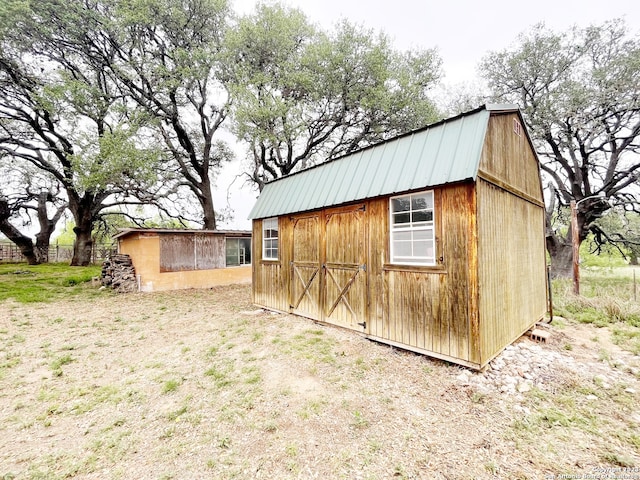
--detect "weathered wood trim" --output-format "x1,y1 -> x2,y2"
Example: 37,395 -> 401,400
260,260 -> 280,265
477,169 -> 544,207
382,264 -> 447,274
468,185 -> 480,365
365,334 -> 482,370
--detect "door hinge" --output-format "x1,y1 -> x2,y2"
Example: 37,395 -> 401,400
357,321 -> 366,329
360,263 -> 367,272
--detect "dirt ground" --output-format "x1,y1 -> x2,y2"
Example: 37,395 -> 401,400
0,284 -> 639,480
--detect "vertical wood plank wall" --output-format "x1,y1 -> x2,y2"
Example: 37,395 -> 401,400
476,112 -> 547,364
367,184 -> 475,365
479,113 -> 543,201
252,220 -> 289,312
476,180 -> 547,363
252,182 -> 479,366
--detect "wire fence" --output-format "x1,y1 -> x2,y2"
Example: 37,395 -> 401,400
0,243 -> 116,264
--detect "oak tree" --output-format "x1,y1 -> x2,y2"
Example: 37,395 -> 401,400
227,3 -> 443,190
480,20 -> 640,276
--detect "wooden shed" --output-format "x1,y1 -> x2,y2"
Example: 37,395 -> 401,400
114,228 -> 252,292
248,105 -> 548,369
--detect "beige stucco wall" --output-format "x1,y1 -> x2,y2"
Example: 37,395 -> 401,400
118,233 -> 251,292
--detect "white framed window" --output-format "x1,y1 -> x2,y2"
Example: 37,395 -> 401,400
262,217 -> 279,260
390,190 -> 436,265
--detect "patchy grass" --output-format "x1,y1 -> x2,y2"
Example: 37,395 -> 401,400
0,278 -> 638,478
611,327 -> 640,356
554,267 -> 640,326
0,263 -> 103,303
50,353 -> 74,377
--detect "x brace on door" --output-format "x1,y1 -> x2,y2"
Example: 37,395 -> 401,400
291,264 -> 320,310
324,264 -> 365,324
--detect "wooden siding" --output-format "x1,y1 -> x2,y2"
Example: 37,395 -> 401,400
160,234 -> 195,272
159,233 -> 225,272
252,220 -> 289,312
366,199 -> 387,339
366,184 -> 475,363
476,179 -> 547,363
196,234 -> 226,270
479,113 -> 543,204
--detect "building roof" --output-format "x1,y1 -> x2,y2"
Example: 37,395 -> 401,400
113,228 -> 252,240
249,104 -> 520,220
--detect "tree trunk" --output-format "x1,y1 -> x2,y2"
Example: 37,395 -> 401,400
67,191 -> 102,266
70,203 -> 95,266
71,225 -> 93,266
0,198 -> 38,264
199,178 -> 217,230
546,218 -> 575,279
33,191 -> 65,264
202,199 -> 217,230
548,242 -> 574,278
0,221 -> 38,265
545,205 -> 590,279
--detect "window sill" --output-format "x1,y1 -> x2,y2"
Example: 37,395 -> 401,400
261,259 -> 280,265
383,264 -> 447,274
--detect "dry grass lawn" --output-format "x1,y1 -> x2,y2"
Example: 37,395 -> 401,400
1,283 -> 639,479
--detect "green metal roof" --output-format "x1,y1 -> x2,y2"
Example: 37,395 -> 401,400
249,104 -> 517,220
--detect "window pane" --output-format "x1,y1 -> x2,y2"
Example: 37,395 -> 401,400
413,240 -> 431,257
263,217 -> 279,260
393,241 -> 412,257
413,229 -> 433,240
411,195 -> 428,210
389,191 -> 436,265
412,210 -> 433,223
394,231 -> 411,241
392,197 -> 410,212
264,228 -> 276,239
240,238 -> 251,265
226,239 -> 239,267
226,239 -> 239,255
393,212 -> 410,224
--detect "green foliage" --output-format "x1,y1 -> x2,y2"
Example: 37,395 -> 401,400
227,3 -> 442,188
0,0 -> 173,264
481,20 -> 640,272
53,221 -> 77,245
0,263 -> 103,303
579,237 -> 628,268
71,123 -> 165,192
588,210 -> 640,263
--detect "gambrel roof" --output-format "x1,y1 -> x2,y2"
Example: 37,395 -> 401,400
249,104 -> 520,220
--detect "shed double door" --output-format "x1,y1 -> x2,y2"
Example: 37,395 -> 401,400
290,204 -> 367,331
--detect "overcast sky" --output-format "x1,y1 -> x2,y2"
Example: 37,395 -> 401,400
218,0 -> 640,229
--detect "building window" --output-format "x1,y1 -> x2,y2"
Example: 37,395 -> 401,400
226,237 -> 251,267
262,218 -> 279,260
390,191 -> 435,265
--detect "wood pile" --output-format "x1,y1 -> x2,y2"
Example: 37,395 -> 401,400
101,254 -> 138,293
